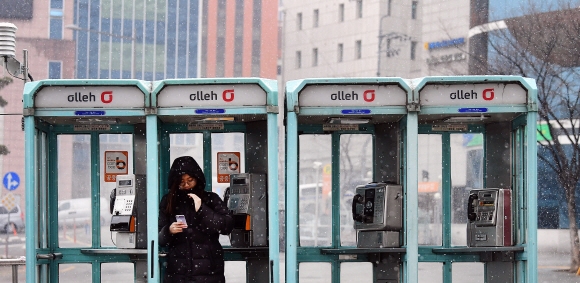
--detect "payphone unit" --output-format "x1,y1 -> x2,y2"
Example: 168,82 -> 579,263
110,174 -> 137,248
352,183 -> 403,248
467,188 -> 512,247
226,173 -> 268,247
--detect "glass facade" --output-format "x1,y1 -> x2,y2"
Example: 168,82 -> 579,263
74,0 -> 200,79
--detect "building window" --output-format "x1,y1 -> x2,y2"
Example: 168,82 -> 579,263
356,0 -> 363,18
411,41 -> 417,60
313,9 -> 319,28
412,1 -> 418,19
387,0 -> 392,16
296,51 -> 302,68
48,61 -> 62,79
313,48 -> 318,66
339,4 -> 344,22
297,13 -> 303,30
355,40 -> 362,59
338,43 -> 343,62
49,0 -> 63,39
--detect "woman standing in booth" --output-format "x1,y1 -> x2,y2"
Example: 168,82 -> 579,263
159,156 -> 233,283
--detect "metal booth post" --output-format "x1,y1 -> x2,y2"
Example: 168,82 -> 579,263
412,76 -> 537,283
285,78 -> 415,283
23,79 -> 152,282
151,78 -> 279,283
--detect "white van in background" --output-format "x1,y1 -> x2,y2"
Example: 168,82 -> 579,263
58,197 -> 110,227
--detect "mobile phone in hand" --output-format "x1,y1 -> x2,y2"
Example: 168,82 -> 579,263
176,215 -> 187,225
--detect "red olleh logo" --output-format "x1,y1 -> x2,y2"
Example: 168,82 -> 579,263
223,90 -> 234,102
67,91 -> 113,103
482,88 -> 494,100
331,89 -> 376,102
101,91 -> 113,103
363,90 -> 375,102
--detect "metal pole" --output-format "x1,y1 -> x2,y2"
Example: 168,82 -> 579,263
131,28 -> 135,78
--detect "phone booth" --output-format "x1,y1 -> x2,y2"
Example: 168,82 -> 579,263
150,78 -> 279,283
284,78 -> 415,283
412,76 -> 537,283
23,79 -> 153,282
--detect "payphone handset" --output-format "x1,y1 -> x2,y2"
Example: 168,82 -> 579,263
352,183 -> 403,248
467,188 -> 512,247
110,174 -> 137,248
226,173 -> 267,247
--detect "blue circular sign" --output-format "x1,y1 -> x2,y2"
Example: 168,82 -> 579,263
2,172 -> 20,191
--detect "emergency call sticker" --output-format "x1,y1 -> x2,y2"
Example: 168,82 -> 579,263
104,151 -> 129,182
217,152 -> 241,183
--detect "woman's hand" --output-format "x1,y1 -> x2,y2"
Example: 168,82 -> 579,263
188,193 -> 202,211
169,221 -> 187,234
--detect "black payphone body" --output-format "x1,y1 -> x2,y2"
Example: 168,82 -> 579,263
352,183 -> 403,248
227,173 -> 268,247
467,188 -> 512,247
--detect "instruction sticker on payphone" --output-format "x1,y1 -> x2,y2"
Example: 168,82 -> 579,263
467,188 -> 512,247
110,174 -> 137,248
352,183 -> 403,248
225,173 -> 267,247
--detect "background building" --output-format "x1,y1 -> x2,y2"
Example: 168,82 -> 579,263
1,0 -> 278,218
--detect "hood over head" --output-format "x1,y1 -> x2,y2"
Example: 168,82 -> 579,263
168,156 -> 206,191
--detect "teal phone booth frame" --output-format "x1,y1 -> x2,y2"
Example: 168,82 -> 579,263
284,78 -> 416,283
412,76 -> 538,283
150,78 -> 280,283
284,76 -> 538,283
23,79 -> 152,283
23,78 -> 280,283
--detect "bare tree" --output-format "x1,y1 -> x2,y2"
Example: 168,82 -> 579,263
482,1 -> 580,271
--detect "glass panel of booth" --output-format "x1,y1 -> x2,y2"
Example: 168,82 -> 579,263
451,133 -> 483,247
99,134 -> 134,247
57,134 -> 92,248
417,134 -> 442,246
59,263 -> 91,281
339,134 -> 372,246
299,134 -> 331,247
102,262 -> 134,282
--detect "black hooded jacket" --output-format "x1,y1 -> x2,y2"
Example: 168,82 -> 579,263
159,156 -> 233,283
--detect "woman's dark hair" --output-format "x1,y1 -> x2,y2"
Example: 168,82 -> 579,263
164,156 -> 207,215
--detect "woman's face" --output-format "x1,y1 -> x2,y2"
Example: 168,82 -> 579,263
179,174 -> 197,190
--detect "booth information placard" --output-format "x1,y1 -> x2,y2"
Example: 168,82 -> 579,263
420,83 -> 527,106
217,152 -> 241,183
34,86 -> 145,108
104,151 -> 129,182
299,84 -> 407,107
158,84 -> 267,107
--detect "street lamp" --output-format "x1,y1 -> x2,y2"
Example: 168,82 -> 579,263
66,24 -> 136,78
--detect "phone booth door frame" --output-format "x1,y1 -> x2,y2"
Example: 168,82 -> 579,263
285,78 -> 416,283
23,79 -> 151,282
412,76 -> 538,283
150,78 -> 280,283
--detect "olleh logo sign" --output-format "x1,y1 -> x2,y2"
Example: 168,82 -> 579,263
68,91 -> 114,103
330,90 -> 376,102
449,88 -> 494,101
190,89 -> 235,102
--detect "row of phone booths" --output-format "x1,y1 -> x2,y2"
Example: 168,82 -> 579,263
23,76 -> 537,283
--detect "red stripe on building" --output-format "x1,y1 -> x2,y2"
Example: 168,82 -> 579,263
223,0 -> 236,77
260,0 -> 278,79
206,0 -> 218,77
242,0 -> 254,77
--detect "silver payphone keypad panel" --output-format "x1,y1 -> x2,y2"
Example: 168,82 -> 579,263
473,191 -> 498,226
